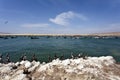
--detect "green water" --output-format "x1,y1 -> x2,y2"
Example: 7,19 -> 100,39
0,36 -> 120,62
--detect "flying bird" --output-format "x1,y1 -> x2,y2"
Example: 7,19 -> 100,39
4,21 -> 8,24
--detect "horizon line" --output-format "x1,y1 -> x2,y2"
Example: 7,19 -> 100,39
0,32 -> 120,36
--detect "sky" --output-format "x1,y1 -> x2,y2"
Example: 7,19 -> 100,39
0,0 -> 120,34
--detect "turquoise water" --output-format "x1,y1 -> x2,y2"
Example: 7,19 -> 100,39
0,36 -> 120,62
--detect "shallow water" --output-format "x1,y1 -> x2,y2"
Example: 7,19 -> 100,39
0,36 -> 120,62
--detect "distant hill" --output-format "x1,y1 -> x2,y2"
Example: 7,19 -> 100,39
0,32 -> 120,36
97,32 -> 120,34
92,32 -> 120,36
0,32 -> 10,34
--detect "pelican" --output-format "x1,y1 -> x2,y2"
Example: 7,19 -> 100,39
60,54 -> 64,60
48,54 -> 52,62
23,54 -> 27,61
78,53 -> 83,58
31,53 -> 37,61
82,53 -> 88,59
5,53 -> 11,63
54,54 -> 57,59
0,54 -> 3,63
71,53 -> 74,59
20,53 -> 27,61
20,54 -> 24,61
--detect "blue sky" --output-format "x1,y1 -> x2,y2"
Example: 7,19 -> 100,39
0,0 -> 120,34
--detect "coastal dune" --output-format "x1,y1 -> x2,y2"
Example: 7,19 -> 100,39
0,56 -> 120,80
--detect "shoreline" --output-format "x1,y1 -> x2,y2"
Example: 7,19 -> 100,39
0,32 -> 120,37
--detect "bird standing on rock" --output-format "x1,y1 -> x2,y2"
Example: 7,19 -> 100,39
31,53 -> 37,61
71,53 -> 74,59
54,54 -> 57,59
48,54 -> 52,62
78,54 -> 81,58
20,54 -> 24,61
23,54 -> 27,61
5,53 -> 11,63
20,53 -> 27,61
60,54 -> 64,60
0,54 -> 3,63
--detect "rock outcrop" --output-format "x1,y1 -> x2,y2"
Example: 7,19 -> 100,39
0,56 -> 120,80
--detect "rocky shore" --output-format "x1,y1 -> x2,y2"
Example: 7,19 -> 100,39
0,56 -> 120,80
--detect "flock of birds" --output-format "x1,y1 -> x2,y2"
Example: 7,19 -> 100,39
0,53 -> 37,64
0,52 -> 88,78
0,53 -> 88,64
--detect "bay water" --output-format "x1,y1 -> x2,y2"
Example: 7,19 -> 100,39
0,36 -> 120,62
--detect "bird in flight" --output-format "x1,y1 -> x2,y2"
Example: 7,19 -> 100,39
4,21 -> 8,24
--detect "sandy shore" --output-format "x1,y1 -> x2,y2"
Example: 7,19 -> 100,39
0,56 -> 120,80
0,32 -> 120,36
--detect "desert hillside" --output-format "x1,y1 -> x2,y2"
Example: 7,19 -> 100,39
0,32 -> 120,36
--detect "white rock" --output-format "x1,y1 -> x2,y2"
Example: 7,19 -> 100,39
11,74 -> 26,80
0,66 -> 12,73
77,64 -> 84,70
0,56 -> 119,80
15,62 -> 20,66
25,61 -> 32,68
62,59 -> 71,66
28,62 -> 40,72
5,75 -> 11,80
20,61 -> 26,65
